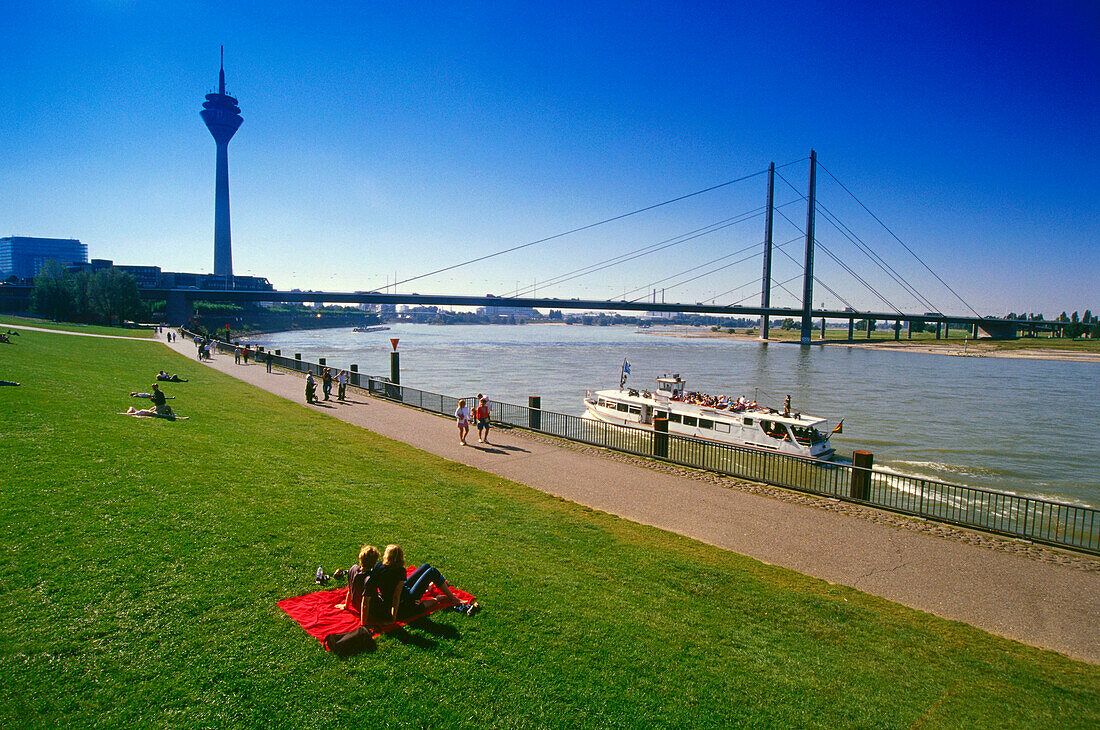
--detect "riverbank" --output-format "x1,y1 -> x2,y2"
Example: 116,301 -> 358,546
168,329 -> 1100,665
643,326 -> 1100,363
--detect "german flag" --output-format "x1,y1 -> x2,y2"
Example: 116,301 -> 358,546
831,420 -> 844,434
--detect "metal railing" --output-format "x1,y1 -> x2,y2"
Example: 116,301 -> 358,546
178,330 -> 1098,555
361,375 -> 1099,555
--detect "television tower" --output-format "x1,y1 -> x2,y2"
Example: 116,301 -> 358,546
200,47 -> 243,282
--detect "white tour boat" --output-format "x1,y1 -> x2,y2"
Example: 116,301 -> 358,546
352,325 -> 391,333
583,371 -> 837,460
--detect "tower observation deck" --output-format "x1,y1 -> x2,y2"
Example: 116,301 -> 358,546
200,47 -> 243,281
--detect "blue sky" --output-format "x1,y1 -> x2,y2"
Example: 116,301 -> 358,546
2,1 -> 1096,316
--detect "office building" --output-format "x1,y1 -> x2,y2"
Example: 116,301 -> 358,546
0,236 -> 88,280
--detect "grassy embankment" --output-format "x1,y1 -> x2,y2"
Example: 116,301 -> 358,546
1,326 -> 1097,728
0,314 -> 157,339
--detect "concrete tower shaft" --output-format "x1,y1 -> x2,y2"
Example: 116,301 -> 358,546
200,47 -> 243,281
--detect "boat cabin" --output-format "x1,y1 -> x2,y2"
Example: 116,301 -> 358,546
654,374 -> 686,400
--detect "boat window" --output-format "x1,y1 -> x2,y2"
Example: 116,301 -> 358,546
597,398 -> 606,407
699,418 -> 713,429
655,410 -> 668,420
682,415 -> 697,427
628,406 -> 641,415
668,413 -> 682,423
714,422 -> 730,433
616,403 -> 629,413
790,425 -> 822,445
761,420 -> 789,440
743,417 -> 753,426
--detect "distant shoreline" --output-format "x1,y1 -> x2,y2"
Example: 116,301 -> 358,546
642,327 -> 1100,363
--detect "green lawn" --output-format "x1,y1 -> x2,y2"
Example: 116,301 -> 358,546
0,314 -> 157,339
0,328 -> 1096,728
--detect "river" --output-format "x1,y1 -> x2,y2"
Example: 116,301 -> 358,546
248,323 -> 1100,508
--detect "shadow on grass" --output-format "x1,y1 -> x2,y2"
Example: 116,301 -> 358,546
386,626 -> 438,649
407,615 -> 460,641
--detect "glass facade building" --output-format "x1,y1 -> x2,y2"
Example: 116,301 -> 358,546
0,237 -> 88,280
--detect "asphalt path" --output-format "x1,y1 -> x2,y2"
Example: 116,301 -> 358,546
161,332 -> 1100,664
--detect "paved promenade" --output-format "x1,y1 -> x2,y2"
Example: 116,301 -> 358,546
167,336 -> 1100,664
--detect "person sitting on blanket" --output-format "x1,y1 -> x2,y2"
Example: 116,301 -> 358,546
334,544 -> 381,615
363,544 -> 476,625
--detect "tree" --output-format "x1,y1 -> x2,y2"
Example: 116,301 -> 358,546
30,260 -> 76,321
780,318 -> 796,330
88,268 -> 141,324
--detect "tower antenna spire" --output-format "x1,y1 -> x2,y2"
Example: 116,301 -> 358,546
219,45 -> 225,94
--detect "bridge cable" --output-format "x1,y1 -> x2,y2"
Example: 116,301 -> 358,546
814,200 -> 940,312
774,170 -> 907,310
816,161 -> 984,318
622,240 -> 767,302
753,198 -> 864,311
389,168 -> 770,291
774,171 -> 908,312
616,198 -> 806,302
772,203 -> 897,312
698,237 -> 804,303
726,273 -> 803,307
506,207 -> 767,299
768,234 -> 861,312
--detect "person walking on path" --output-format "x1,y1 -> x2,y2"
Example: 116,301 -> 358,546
475,396 -> 492,444
242,346 -> 250,365
336,369 -> 348,400
265,351 -> 273,373
305,373 -> 317,404
322,367 -> 333,401
455,399 -> 471,445
234,346 -> 242,365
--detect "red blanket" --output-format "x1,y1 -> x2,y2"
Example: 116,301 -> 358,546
277,565 -> 475,646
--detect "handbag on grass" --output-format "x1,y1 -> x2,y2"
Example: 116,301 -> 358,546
323,626 -> 374,657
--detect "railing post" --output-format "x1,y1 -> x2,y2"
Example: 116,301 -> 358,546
528,396 -> 541,430
390,351 -> 400,385
350,363 -> 359,387
851,450 -> 873,500
653,417 -> 669,458
319,357 -> 326,367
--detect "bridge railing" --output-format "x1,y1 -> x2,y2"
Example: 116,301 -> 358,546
359,375 -> 1099,555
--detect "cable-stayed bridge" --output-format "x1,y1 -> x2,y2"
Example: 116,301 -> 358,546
2,152 -> 1055,339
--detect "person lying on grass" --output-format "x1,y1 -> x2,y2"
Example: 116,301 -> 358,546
156,371 -> 188,382
362,544 -> 478,625
122,405 -> 182,419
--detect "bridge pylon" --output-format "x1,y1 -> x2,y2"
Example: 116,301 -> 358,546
800,149 -> 817,344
